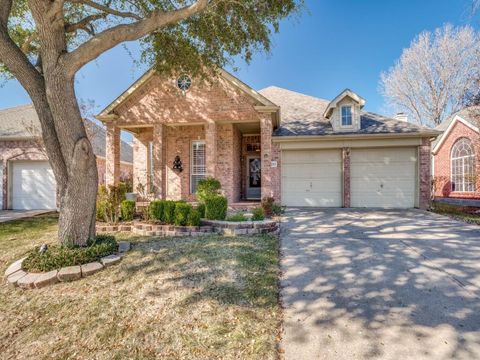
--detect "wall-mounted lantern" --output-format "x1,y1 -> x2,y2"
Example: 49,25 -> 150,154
173,155 -> 183,173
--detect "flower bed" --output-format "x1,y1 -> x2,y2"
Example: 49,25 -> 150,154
96,219 -> 279,237
4,241 -> 131,290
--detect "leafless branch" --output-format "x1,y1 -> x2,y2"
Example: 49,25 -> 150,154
69,0 -> 142,20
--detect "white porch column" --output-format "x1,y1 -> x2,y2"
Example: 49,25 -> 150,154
152,124 -> 166,199
205,121 -> 217,177
105,124 -> 120,186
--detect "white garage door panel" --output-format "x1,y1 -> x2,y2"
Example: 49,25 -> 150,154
282,149 -> 342,207
351,148 -> 416,208
12,161 -> 57,210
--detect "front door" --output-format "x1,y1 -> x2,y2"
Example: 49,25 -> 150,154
246,157 -> 261,200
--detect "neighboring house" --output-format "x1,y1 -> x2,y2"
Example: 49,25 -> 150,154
0,104 -> 133,210
432,106 -> 480,203
97,69 -> 440,209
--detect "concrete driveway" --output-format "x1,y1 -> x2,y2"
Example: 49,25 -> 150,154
0,210 -> 52,223
280,209 -> 480,360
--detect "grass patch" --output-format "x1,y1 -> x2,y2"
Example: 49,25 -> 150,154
431,202 -> 480,225
22,235 -> 117,272
226,212 -> 248,222
0,215 -> 281,359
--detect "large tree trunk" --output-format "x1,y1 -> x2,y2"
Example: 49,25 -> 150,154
41,71 -> 98,246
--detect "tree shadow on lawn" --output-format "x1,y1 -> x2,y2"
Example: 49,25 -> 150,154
280,208 -> 480,359
118,234 -> 280,308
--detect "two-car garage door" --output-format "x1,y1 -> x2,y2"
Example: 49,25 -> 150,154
282,147 -> 417,208
11,161 -> 57,210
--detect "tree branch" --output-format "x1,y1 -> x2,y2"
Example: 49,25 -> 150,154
64,0 -> 210,75
69,0 -> 142,20
65,14 -> 106,35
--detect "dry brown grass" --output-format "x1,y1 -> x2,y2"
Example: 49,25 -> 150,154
0,214 -> 281,359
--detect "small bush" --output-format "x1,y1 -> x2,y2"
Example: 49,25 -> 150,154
261,197 -> 285,217
251,207 -> 265,221
226,212 -> 248,222
121,200 -> 136,221
174,203 -> 193,226
96,183 -> 128,223
196,177 -> 221,203
197,203 -> 206,218
187,208 -> 201,226
205,195 -> 228,220
96,200 -> 107,222
149,200 -> 164,221
163,201 -> 177,224
23,235 -> 118,272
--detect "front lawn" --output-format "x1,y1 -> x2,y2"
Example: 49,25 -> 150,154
431,202 -> 480,225
0,214 -> 281,359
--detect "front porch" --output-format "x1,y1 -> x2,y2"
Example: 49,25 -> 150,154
104,121 -> 274,204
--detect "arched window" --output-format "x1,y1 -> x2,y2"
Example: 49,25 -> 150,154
451,138 -> 476,192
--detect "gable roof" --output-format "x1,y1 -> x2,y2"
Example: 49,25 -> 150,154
259,86 -> 439,138
97,68 -> 279,124
432,106 -> 480,153
323,89 -> 366,119
0,104 -> 133,163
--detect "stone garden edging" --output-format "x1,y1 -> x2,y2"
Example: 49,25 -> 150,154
96,219 -> 279,237
3,241 -> 131,290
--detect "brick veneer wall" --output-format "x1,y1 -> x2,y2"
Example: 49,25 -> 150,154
433,121 -> 480,200
419,139 -> 432,209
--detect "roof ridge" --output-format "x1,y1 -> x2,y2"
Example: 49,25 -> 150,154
0,103 -> 35,113
259,86 -> 330,103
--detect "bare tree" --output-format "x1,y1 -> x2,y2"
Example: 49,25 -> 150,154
380,24 -> 480,127
0,0 -> 302,246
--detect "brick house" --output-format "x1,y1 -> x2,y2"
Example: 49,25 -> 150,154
98,69 -> 439,209
0,104 -> 133,210
432,107 -> 480,204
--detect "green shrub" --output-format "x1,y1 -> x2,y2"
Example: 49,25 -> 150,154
163,201 -> 177,224
96,200 -> 107,222
261,196 -> 285,217
187,209 -> 201,226
196,177 -> 221,203
23,235 -> 118,272
251,207 -> 265,221
149,200 -> 164,221
226,212 -> 248,222
121,200 -> 136,221
174,203 -> 193,226
205,195 -> 228,220
197,203 -> 206,218
96,183 -> 128,223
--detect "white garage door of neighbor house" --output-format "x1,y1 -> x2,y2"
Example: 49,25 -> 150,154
351,148 -> 417,208
282,149 -> 342,207
11,161 -> 57,210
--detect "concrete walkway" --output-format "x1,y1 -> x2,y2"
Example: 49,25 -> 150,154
0,210 -> 52,223
280,209 -> 480,360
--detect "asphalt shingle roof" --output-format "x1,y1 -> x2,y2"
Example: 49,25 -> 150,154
258,86 -> 436,137
0,104 -> 133,163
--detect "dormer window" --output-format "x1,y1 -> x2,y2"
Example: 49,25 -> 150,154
341,105 -> 353,126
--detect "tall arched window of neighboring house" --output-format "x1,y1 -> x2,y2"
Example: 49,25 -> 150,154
451,138 -> 476,192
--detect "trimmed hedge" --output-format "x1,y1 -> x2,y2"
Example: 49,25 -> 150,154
196,177 -> 221,203
163,201 -> 177,224
174,203 -> 193,226
205,195 -> 228,220
197,203 -> 206,218
121,200 -> 136,221
187,209 -> 201,226
252,207 -> 265,221
22,235 -> 118,272
149,200 -> 164,221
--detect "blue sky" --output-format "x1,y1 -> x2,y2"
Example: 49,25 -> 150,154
1,0 -> 478,126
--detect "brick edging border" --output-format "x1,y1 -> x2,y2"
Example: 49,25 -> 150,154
4,241 -> 131,290
96,219 -> 280,237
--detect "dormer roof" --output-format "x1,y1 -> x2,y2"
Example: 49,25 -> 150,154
323,89 -> 366,119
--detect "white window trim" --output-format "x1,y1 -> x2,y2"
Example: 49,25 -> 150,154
450,138 -> 476,193
341,105 -> 353,127
190,140 -> 206,194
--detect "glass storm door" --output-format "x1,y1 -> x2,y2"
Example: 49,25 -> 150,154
246,156 -> 261,199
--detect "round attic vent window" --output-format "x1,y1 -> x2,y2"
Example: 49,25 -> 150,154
177,74 -> 192,93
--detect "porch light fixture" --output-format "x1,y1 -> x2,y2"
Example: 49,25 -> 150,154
173,155 -> 183,173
